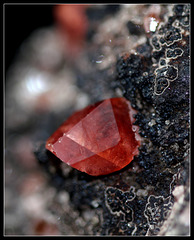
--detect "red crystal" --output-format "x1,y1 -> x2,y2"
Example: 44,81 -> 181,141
46,98 -> 141,176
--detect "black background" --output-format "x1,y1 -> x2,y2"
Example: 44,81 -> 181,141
4,4 -> 54,72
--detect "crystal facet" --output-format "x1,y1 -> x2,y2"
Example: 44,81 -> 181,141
46,98 -> 141,176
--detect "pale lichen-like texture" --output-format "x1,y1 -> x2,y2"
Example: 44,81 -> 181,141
6,4 -> 190,236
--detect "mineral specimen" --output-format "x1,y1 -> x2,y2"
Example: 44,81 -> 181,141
46,98 -> 141,176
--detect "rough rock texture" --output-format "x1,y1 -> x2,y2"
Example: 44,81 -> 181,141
5,4 -> 190,235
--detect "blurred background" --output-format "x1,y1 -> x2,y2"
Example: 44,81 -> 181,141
5,5 -> 54,72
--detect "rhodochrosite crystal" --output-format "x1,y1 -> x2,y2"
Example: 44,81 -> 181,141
46,98 -> 141,176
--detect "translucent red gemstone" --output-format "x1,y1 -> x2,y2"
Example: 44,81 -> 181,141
46,98 -> 141,176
